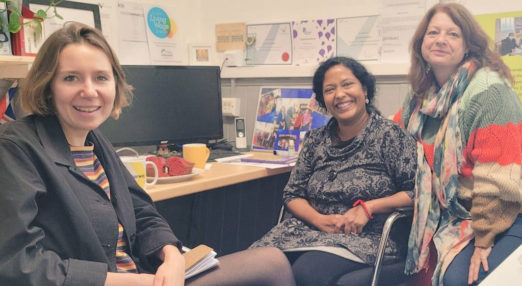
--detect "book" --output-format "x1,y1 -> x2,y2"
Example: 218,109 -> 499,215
182,244 -> 219,279
240,153 -> 297,165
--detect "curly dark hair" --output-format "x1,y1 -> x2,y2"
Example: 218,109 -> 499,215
312,57 -> 376,110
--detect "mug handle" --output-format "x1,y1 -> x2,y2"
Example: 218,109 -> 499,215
204,147 -> 210,164
145,161 -> 158,186
116,147 -> 140,157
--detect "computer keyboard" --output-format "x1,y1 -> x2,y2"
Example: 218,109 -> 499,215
208,149 -> 243,161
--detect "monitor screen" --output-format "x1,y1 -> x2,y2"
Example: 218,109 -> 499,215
98,65 -> 223,147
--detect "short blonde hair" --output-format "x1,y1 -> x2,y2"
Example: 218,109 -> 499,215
20,22 -> 133,118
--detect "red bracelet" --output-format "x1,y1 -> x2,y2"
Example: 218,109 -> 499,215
353,200 -> 374,219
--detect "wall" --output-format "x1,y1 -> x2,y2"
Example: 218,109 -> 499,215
72,0 -> 522,146
200,0 -> 522,145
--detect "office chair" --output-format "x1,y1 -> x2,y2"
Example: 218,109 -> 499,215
277,206 -> 413,286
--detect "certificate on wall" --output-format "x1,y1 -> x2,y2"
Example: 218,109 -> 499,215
246,23 -> 292,65
117,1 -> 150,65
337,15 -> 380,61
292,19 -> 336,66
380,0 -> 426,63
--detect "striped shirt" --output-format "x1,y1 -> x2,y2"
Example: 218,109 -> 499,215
71,145 -> 138,273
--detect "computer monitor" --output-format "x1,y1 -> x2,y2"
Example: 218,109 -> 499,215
98,65 -> 223,147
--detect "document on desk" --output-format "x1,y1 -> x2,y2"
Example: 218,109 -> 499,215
230,161 -> 295,169
479,244 -> 522,286
218,153 -> 296,169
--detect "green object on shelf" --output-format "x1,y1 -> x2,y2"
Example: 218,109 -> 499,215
0,0 -> 63,34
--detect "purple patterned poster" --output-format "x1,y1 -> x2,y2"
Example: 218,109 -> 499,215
291,19 -> 336,66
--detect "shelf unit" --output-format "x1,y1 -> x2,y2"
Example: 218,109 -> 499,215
0,55 -> 35,79
0,55 -> 410,79
219,62 -> 410,79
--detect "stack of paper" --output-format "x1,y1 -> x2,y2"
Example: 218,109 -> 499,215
183,245 -> 219,279
240,153 -> 297,165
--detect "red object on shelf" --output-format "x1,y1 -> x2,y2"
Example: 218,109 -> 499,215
9,5 -> 42,56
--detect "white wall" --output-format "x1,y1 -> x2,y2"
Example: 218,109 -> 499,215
196,0 -> 522,144
198,0 -> 522,62
70,0 -> 522,64
70,0 -> 522,145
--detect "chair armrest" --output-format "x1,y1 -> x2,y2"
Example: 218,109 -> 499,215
394,207 -> 413,215
371,207 -> 413,286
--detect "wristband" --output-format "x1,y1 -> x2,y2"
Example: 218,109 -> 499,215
353,199 -> 374,219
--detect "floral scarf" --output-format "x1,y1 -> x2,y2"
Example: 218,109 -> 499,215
404,60 -> 477,285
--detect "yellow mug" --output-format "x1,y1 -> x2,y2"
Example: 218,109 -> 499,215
182,143 -> 210,169
120,156 -> 158,189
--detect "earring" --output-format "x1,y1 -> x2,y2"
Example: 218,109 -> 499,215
426,63 -> 432,74
365,98 -> 369,104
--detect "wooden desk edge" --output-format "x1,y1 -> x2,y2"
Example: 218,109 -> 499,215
147,162 -> 292,201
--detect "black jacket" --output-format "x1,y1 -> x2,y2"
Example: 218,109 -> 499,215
0,115 -> 180,286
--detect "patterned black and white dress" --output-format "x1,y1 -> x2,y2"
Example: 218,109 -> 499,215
250,111 -> 417,264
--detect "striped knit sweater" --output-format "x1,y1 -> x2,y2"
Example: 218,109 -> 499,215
394,68 -> 522,248
70,145 -> 138,273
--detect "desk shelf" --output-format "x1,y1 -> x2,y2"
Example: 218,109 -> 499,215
220,62 -> 410,78
0,55 -> 35,79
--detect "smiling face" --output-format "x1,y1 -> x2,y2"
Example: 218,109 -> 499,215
51,43 -> 116,146
322,64 -> 368,126
421,12 -> 468,84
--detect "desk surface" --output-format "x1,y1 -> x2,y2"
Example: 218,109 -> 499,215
146,162 -> 292,201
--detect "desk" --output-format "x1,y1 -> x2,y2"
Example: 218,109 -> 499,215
150,162 -> 292,256
147,162 -> 293,201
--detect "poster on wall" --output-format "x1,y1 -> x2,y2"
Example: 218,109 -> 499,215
143,3 -> 183,64
475,11 -> 522,100
215,22 -> 246,52
251,87 -> 330,153
291,19 -> 336,66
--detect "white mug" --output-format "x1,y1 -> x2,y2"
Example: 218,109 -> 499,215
117,148 -> 158,189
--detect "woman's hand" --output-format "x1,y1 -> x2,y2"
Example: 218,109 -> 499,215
154,245 -> 185,286
468,246 -> 492,285
336,206 -> 370,234
314,214 -> 344,233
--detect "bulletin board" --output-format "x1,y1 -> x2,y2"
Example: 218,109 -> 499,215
251,87 -> 330,153
475,11 -> 522,100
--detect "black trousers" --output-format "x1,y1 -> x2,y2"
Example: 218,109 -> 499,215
286,251 -> 367,286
